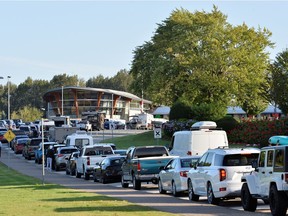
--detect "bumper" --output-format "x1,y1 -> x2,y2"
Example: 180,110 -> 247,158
136,174 -> 159,183
213,181 -> 243,198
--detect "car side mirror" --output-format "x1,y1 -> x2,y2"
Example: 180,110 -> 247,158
251,160 -> 258,169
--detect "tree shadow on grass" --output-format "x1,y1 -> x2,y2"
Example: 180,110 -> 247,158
54,205 -> 157,213
42,195 -> 121,203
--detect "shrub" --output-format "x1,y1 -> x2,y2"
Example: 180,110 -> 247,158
216,116 -> 239,132
227,118 -> 288,147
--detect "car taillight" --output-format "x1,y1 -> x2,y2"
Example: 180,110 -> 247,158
285,174 -> 288,183
87,157 -> 90,166
180,171 -> 188,177
137,162 -> 141,172
219,169 -> 226,181
57,154 -> 64,158
187,151 -> 192,155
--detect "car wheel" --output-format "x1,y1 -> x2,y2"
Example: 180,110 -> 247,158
84,172 -> 90,180
172,181 -> 179,197
65,168 -> 70,175
100,176 -> 107,184
188,179 -> 199,201
93,172 -> 98,182
71,168 -> 75,176
241,183 -> 257,212
132,174 -> 141,190
121,175 -> 129,188
55,164 -> 60,171
269,184 -> 287,216
158,178 -> 166,194
75,168 -> 81,178
207,182 -> 220,205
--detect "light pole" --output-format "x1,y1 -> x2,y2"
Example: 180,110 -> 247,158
7,76 -> 11,120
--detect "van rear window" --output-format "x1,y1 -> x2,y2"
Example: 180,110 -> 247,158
223,154 -> 258,166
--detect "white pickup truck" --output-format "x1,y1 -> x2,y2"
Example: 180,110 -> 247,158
75,144 -> 115,180
76,120 -> 92,131
241,144 -> 288,216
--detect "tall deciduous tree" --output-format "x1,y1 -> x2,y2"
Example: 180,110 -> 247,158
130,6 -> 273,117
49,73 -> 85,88
86,69 -> 133,92
13,77 -> 50,112
270,49 -> 288,115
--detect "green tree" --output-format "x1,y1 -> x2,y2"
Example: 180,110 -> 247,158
11,106 -> 43,122
130,6 -> 273,117
86,75 -> 111,89
169,99 -> 192,120
270,49 -> 288,115
110,69 -> 133,92
13,77 -> 50,112
86,70 -> 133,92
50,73 -> 85,88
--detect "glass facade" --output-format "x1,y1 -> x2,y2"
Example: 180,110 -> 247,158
43,87 -> 152,121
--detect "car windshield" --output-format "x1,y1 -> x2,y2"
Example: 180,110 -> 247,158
60,148 -> 78,154
134,147 -> 168,158
84,147 -> 113,156
181,158 -> 199,168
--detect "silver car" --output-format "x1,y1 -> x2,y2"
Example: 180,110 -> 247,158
158,156 -> 200,196
54,146 -> 78,171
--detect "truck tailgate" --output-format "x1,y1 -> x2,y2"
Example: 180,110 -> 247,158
135,156 -> 175,174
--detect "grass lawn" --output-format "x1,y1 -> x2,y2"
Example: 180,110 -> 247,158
0,163 -> 173,216
101,131 -> 171,149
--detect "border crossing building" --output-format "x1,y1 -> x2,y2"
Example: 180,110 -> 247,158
43,87 -> 152,120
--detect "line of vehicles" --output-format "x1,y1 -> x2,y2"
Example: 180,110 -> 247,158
3,119 -> 288,216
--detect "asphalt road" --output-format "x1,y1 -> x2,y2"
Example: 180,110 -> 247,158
0,134 -> 273,216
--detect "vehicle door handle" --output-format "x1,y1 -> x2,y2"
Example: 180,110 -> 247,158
269,171 -> 273,174
261,171 -> 265,174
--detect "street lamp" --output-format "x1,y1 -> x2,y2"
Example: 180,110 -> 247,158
7,76 -> 11,120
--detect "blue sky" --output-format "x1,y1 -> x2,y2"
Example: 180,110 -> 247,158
0,1 -> 287,85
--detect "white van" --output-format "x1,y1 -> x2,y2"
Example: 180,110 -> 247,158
65,131 -> 94,149
169,121 -> 228,156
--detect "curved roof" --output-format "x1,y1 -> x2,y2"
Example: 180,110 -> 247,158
43,86 -> 152,104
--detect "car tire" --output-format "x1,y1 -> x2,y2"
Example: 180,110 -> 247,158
207,182 -> 220,205
121,175 -> 129,188
75,168 -> 81,178
269,184 -> 287,216
172,181 -> 179,197
65,168 -> 70,175
93,172 -> 98,182
158,178 -> 166,194
132,174 -> 141,190
100,176 -> 107,184
84,172 -> 90,180
188,179 -> 199,201
71,168 -> 75,176
241,183 -> 257,212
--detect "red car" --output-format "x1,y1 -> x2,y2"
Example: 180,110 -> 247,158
13,138 -> 30,154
